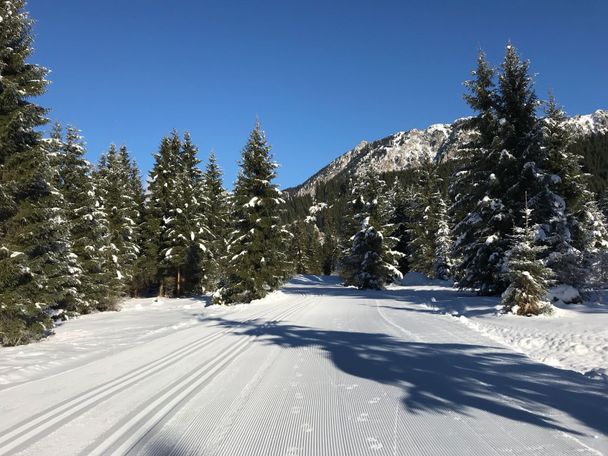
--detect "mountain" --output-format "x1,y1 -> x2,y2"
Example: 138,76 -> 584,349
286,110 -> 608,198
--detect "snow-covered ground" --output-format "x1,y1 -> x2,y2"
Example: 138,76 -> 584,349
0,276 -> 606,455
399,272 -> 608,380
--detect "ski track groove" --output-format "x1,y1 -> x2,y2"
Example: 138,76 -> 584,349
0,297 -> 310,456
84,299 -> 310,456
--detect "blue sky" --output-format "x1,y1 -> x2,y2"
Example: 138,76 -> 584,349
28,0 -> 608,189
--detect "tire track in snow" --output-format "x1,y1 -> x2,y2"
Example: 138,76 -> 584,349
0,297 -> 310,456
83,300 -> 310,456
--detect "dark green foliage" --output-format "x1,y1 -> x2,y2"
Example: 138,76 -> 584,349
200,152 -> 229,292
0,1 -> 64,345
55,125 -> 118,311
93,145 -> 142,295
340,172 -> 403,289
406,159 -> 452,279
289,219 -> 323,275
215,122 -> 290,304
451,46 -> 541,295
501,208 -> 553,316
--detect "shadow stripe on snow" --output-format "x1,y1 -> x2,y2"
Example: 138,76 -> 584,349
0,297 -> 310,456
84,301 -> 309,456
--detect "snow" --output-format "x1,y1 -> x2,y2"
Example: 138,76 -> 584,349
399,272 -> 608,381
549,284 -> 581,304
0,276 -> 606,455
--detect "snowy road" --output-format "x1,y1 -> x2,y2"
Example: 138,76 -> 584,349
1,276 -> 607,455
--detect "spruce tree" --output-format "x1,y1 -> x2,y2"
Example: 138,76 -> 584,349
0,1 -> 82,344
163,132 -> 207,295
340,171 -> 403,289
200,152 -> 230,292
142,135 -> 178,296
501,201 -> 553,315
93,145 -> 142,295
215,121 -> 290,304
451,45 -> 540,295
55,125 -> 117,311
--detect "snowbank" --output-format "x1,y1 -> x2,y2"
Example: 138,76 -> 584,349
399,273 -> 608,380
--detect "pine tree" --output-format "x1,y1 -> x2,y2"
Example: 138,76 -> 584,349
55,125 -> 118,311
501,200 -> 553,316
200,152 -> 230,292
290,218 -> 323,275
340,171 -> 403,289
163,132 -> 207,295
434,195 -> 452,280
534,96 -> 587,287
406,159 -> 451,279
215,121 -> 290,304
451,44 -> 540,295
93,145 -> 142,295
0,1 -> 82,345
141,135 -> 178,296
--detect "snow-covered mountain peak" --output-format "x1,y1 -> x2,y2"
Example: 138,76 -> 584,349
287,110 -> 607,198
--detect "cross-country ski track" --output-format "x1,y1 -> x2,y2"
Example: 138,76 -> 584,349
0,276 -> 606,455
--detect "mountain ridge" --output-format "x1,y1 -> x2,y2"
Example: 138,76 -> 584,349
286,110 -> 608,198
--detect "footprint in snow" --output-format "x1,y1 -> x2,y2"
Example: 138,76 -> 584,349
301,423 -> 313,433
367,437 -> 383,450
285,446 -> 300,456
357,413 -> 369,422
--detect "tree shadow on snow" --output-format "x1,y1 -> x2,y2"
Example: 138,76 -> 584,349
203,314 -> 607,438
282,279 -> 498,319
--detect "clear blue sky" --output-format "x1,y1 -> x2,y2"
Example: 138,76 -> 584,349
27,0 -> 608,189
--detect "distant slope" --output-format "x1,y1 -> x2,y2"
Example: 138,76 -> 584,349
286,110 -> 608,198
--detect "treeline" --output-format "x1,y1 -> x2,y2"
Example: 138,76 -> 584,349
289,45 -> 608,316
0,1 -> 291,345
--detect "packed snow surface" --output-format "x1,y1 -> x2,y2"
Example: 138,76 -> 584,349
0,275 -> 606,455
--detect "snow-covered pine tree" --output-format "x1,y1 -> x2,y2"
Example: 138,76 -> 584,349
385,180 -> 411,275
577,200 -> 608,287
163,132 -> 208,295
0,1 -> 84,345
451,44 -> 540,295
434,195 -> 452,280
140,135 -> 178,296
290,218 -> 323,275
406,158 -> 451,279
340,171 -> 403,289
200,152 -> 230,292
215,121 -> 290,304
450,50 -> 505,294
93,145 -> 141,294
55,125 -> 118,311
533,96 -> 587,287
501,198 -> 553,316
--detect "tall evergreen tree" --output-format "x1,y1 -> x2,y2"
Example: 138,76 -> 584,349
215,121 -> 290,304
451,45 -> 541,295
163,132 -> 207,295
407,159 -> 451,279
0,1 -> 84,345
340,171 -> 403,289
55,125 -> 118,311
200,152 -> 230,292
93,145 -> 142,294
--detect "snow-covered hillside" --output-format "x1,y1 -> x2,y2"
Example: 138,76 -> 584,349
1,276 -> 606,455
287,110 -> 608,198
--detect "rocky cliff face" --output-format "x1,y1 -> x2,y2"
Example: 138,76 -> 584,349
287,110 -> 608,198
